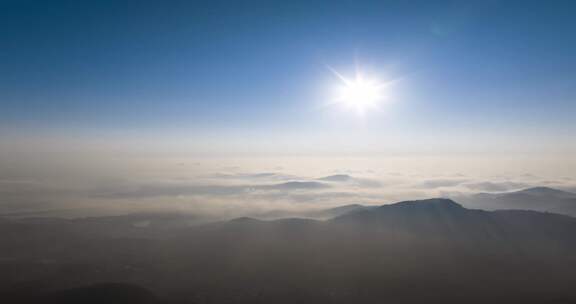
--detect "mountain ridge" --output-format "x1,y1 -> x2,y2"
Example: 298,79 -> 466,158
455,186 -> 576,217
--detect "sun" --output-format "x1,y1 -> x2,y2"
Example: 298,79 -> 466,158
330,68 -> 389,115
338,76 -> 382,111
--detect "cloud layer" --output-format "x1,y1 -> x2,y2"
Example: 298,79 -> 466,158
2,153 -> 576,219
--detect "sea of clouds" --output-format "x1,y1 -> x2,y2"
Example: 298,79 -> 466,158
2,155 -> 576,219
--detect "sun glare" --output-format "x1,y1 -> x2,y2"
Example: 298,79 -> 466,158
331,68 -> 389,115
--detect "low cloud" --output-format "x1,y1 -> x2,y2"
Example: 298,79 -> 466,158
417,178 -> 469,189
3,160 -> 576,219
462,181 -> 530,192
208,172 -> 299,181
259,181 -> 330,190
317,174 -> 382,188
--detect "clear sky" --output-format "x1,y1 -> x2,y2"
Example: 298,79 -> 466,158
1,0 -> 575,157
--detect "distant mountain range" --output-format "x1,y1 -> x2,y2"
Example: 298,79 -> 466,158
317,174 -> 354,182
255,186 -> 576,220
212,198 -> 576,256
256,203 -> 372,219
453,186 -> 576,216
317,174 -> 381,187
3,197 -> 576,303
260,181 -> 330,190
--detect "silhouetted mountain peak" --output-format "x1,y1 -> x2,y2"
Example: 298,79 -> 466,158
517,187 -> 576,197
228,217 -> 262,224
318,174 -> 353,182
383,198 -> 464,210
325,204 -> 366,213
333,198 -> 467,225
458,186 -> 576,217
264,181 -> 329,190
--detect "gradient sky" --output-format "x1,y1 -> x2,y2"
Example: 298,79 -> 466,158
1,0 -> 576,157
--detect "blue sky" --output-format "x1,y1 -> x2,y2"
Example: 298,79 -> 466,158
1,0 -> 575,156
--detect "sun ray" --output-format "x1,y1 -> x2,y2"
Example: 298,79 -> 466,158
326,65 -> 353,86
329,66 -> 389,115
